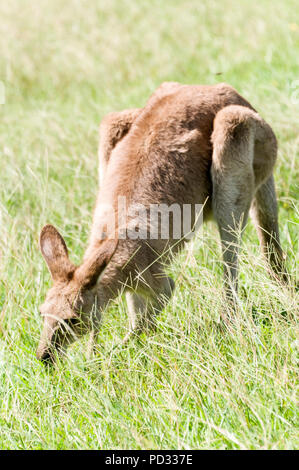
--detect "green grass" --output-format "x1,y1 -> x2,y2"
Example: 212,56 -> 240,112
0,0 -> 298,450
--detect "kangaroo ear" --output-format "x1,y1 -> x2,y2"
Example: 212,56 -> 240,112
75,238 -> 118,289
40,225 -> 75,282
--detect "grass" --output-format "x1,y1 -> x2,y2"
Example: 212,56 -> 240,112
0,0 -> 298,450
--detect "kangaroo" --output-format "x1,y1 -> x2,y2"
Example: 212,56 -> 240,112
37,82 -> 287,363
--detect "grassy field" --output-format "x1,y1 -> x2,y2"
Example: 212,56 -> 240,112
0,0 -> 298,450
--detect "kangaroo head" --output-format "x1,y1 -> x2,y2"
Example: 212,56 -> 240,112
37,224 -> 115,364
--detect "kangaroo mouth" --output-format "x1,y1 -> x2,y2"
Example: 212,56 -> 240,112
37,350 -> 55,365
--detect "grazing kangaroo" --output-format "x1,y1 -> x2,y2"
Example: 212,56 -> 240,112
37,82 -> 287,363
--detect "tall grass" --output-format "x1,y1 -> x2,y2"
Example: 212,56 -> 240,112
0,0 -> 298,449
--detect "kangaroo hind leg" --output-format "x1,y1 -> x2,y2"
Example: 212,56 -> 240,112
211,105 -> 257,311
250,175 -> 288,283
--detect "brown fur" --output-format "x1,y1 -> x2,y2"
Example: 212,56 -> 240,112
37,82 -> 286,363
